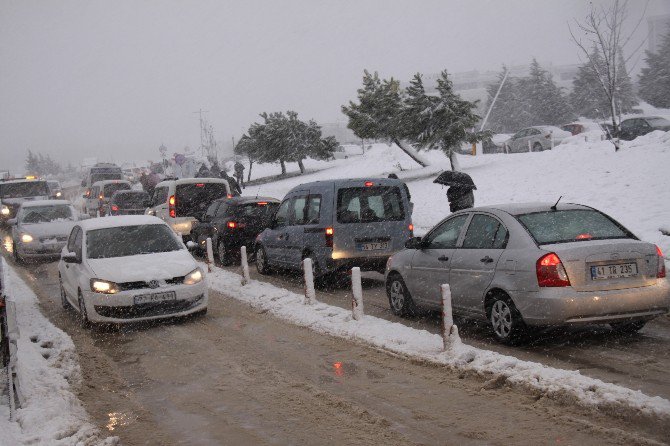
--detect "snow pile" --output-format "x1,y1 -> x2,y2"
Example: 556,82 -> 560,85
0,262 -> 117,446
208,267 -> 670,421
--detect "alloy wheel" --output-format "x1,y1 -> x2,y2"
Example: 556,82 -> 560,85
490,300 -> 512,339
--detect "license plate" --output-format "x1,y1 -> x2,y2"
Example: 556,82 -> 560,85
134,291 -> 177,305
359,241 -> 389,251
590,262 -> 638,280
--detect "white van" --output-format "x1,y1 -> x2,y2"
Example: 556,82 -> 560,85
147,178 -> 231,240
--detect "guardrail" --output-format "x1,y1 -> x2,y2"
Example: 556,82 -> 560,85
1,258 -> 22,421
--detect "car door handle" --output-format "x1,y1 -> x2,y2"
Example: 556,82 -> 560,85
480,256 -> 494,263
437,255 -> 449,262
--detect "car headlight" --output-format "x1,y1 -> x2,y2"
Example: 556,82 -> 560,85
90,279 -> 119,294
56,191 -> 62,197
1,206 -> 9,216
183,268 -> 203,285
21,233 -> 34,243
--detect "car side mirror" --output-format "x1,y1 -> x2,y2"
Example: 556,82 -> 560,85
405,237 -> 424,250
7,218 -> 17,226
62,252 -> 79,264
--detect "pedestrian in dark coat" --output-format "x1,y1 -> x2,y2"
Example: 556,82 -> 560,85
447,186 -> 474,212
234,161 -> 245,188
221,170 -> 242,195
196,164 -> 211,178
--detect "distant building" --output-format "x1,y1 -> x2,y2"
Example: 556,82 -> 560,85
648,14 -> 670,52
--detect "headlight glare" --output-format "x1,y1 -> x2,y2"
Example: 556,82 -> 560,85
90,279 -> 119,294
1,206 -> 9,216
21,233 -> 34,243
183,268 -> 203,285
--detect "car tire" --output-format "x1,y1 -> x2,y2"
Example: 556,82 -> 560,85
386,273 -> 417,317
78,293 -> 91,328
255,245 -> 272,275
532,142 -> 543,152
59,277 -> 69,309
487,293 -> 527,345
610,320 -> 646,334
217,241 -> 233,266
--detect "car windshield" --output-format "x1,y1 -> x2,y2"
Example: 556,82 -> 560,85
647,117 -> 670,127
516,209 -> 632,245
176,183 -> 229,218
91,172 -> 122,183
112,192 -> 150,208
103,182 -> 130,197
336,186 -> 405,223
20,205 -> 73,224
86,224 -> 183,259
0,181 -> 49,198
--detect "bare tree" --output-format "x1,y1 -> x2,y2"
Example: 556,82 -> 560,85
568,0 -> 647,151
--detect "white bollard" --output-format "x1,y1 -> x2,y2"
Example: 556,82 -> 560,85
205,237 -> 214,272
240,246 -> 250,285
441,283 -> 457,350
351,267 -> 364,321
303,258 -> 316,305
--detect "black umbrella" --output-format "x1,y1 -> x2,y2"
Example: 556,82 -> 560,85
433,170 -> 477,189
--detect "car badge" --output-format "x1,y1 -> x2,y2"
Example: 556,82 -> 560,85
148,280 -> 160,289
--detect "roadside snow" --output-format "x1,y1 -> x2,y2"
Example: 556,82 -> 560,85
207,267 -> 670,421
0,261 -> 117,446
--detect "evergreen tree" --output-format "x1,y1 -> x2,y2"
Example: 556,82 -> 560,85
25,150 -> 40,174
484,67 -> 532,132
520,59 -> 574,126
638,25 -> 670,108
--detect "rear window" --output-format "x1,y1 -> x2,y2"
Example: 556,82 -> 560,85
0,181 -> 49,198
20,205 -> 73,223
516,210 -> 633,245
103,183 -> 131,197
336,186 -> 405,224
176,183 -> 229,218
231,202 -> 279,220
87,224 -> 182,259
91,172 -> 122,184
112,192 -> 150,208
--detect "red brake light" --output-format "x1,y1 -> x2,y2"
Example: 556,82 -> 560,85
227,194 -> 233,199
227,221 -> 237,229
656,245 -> 666,279
196,183 -> 205,187
257,202 -> 268,206
575,233 -> 592,240
325,227 -> 334,247
409,224 -> 414,236
169,195 -> 176,218
111,205 -> 119,211
364,181 -> 374,187
536,253 -> 571,287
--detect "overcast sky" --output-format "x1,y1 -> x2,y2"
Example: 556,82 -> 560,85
1,0 -> 668,172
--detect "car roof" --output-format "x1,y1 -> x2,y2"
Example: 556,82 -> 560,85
20,199 -> 71,207
155,177 -> 229,187
112,189 -> 148,194
78,215 -> 166,231
91,179 -> 131,187
213,196 -> 279,205
0,178 -> 47,184
288,177 -> 404,192
459,202 -> 591,216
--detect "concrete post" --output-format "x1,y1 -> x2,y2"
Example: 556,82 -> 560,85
205,237 -> 214,272
351,267 -> 364,320
240,246 -> 250,285
303,258 -> 316,305
441,284 -> 455,350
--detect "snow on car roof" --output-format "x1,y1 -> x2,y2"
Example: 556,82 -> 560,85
156,177 -> 228,186
78,215 -> 167,231
466,202 -> 590,215
21,199 -> 72,207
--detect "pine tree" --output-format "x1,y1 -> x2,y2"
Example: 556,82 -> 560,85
638,25 -> 670,108
520,59 -> 574,126
25,150 -> 40,174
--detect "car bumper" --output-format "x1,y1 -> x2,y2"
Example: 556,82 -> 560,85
514,280 -> 670,326
82,282 -> 208,323
16,241 -> 66,259
326,255 -> 390,273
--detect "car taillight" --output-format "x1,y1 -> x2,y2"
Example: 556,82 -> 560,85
408,223 -> 414,236
227,221 -> 237,229
325,227 -> 334,247
536,252 -> 571,287
111,205 -> 119,212
364,181 -> 374,187
657,245 -> 666,279
169,195 -> 176,218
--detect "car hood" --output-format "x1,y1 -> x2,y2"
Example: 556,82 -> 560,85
19,221 -> 76,238
86,249 -> 198,283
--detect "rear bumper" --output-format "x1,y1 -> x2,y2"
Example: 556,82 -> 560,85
513,279 -> 670,326
326,256 -> 390,273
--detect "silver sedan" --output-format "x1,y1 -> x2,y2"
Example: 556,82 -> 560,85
385,203 -> 670,344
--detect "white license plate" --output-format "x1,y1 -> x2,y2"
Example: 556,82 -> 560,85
134,291 -> 177,305
359,242 -> 389,251
590,262 -> 638,280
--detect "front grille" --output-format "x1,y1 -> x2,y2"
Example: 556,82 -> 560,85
94,295 -> 204,319
117,276 -> 186,291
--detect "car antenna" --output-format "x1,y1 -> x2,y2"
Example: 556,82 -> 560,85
255,187 -> 261,199
551,196 -> 563,211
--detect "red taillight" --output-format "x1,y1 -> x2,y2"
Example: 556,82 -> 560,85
257,202 -> 268,206
195,183 -> 205,187
325,227 -> 334,247
169,195 -> 176,218
536,253 -> 571,287
408,224 -> 414,236
227,194 -> 233,199
364,181 -> 374,187
111,205 -> 119,212
575,233 -> 592,240
227,221 -> 237,229
657,245 -> 666,279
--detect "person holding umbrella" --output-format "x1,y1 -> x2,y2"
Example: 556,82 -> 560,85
433,170 -> 476,212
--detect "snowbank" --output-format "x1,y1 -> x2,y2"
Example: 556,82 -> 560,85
208,267 -> 670,422
0,261 -> 117,446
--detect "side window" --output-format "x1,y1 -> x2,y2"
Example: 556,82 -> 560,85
274,199 -> 291,228
74,228 -> 83,258
529,128 -> 541,136
620,120 -> 633,131
292,195 -> 308,225
462,214 -> 507,249
215,203 -> 228,217
425,214 -> 468,249
493,225 -> 509,249
153,187 -> 167,206
205,202 -> 220,219
306,195 -> 321,224
67,227 -> 80,252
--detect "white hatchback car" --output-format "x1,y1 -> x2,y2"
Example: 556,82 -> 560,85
58,215 -> 207,325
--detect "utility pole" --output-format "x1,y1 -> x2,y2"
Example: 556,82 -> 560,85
193,109 -> 209,158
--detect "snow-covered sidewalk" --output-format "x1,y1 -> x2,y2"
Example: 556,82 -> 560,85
0,260 -> 117,446
207,266 -> 670,422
